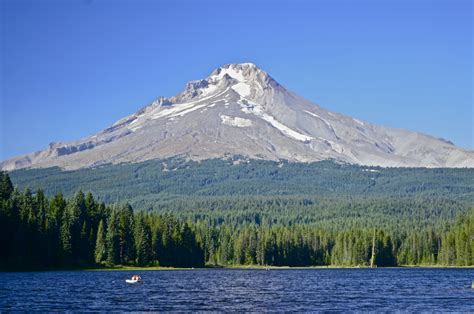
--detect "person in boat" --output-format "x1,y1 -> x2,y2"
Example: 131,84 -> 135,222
131,275 -> 141,281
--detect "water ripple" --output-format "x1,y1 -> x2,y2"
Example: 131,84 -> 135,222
0,268 -> 473,311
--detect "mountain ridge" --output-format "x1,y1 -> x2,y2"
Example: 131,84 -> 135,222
2,62 -> 473,170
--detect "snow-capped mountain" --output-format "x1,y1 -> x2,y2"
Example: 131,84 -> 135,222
2,63 -> 473,170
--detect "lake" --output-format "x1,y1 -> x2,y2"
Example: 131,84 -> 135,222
1,268 -> 473,311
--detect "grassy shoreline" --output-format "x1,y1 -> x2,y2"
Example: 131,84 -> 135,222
3,264 -> 473,272
83,264 -> 474,271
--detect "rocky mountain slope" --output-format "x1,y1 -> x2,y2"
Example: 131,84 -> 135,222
2,63 -> 473,170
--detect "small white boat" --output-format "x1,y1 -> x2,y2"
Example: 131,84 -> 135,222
126,274 -> 142,284
125,278 -> 141,284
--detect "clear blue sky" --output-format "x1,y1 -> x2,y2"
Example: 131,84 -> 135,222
1,0 -> 472,160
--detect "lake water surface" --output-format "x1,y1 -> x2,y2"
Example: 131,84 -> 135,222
1,268 -> 473,311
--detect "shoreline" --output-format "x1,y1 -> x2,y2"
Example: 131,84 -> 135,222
2,264 -> 473,272
78,264 -> 474,271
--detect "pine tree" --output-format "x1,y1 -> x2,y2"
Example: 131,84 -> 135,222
79,221 -> 90,264
0,171 -> 13,201
95,220 -> 107,264
35,189 -> 48,233
181,222 -> 204,267
60,209 -> 73,265
135,215 -> 152,266
85,192 -> 97,224
118,204 -> 135,264
106,209 -> 120,266
0,174 -> 14,268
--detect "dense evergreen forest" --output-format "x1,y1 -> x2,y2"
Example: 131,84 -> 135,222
1,171 -> 472,270
0,172 -> 204,270
9,158 -> 474,208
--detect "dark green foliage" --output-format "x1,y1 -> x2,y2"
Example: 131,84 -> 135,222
134,213 -> 152,266
0,172 -> 205,270
8,158 -> 474,207
117,204 -> 135,264
94,220 -> 107,264
59,206 -> 73,264
105,208 -> 120,266
438,208 -> 474,266
0,171 -> 14,201
0,169 -> 472,270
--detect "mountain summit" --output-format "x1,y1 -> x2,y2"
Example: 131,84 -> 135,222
2,63 -> 473,170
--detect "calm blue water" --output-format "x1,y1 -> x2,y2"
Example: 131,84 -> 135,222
1,268 -> 473,311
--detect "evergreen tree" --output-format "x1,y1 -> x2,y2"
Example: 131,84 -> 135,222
118,204 -> 135,264
60,208 -> 73,265
0,171 -> 13,201
95,220 -> 107,264
106,209 -> 120,265
135,214 -> 152,266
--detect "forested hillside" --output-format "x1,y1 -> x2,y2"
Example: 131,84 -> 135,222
1,172 -> 472,270
9,158 -> 474,207
9,158 -> 473,236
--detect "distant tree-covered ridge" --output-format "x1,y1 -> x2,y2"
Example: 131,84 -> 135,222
1,171 -> 472,270
8,158 -> 474,207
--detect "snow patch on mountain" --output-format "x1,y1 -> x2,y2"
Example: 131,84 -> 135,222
220,115 -> 252,127
146,88 -> 230,121
304,110 -> 332,129
200,83 -> 219,97
260,114 -> 313,142
239,97 -> 313,142
231,82 -> 251,97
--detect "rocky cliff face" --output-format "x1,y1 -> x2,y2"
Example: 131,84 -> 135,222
2,63 -> 473,170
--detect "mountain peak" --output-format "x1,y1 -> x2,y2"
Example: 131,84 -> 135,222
1,62 -> 473,171
219,62 -> 259,71
223,62 -> 259,68
210,62 -> 266,83
171,62 -> 274,104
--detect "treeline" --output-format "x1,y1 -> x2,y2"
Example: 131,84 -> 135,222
193,211 -> 473,267
1,171 -> 472,270
0,172 -> 204,270
194,224 -> 398,267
